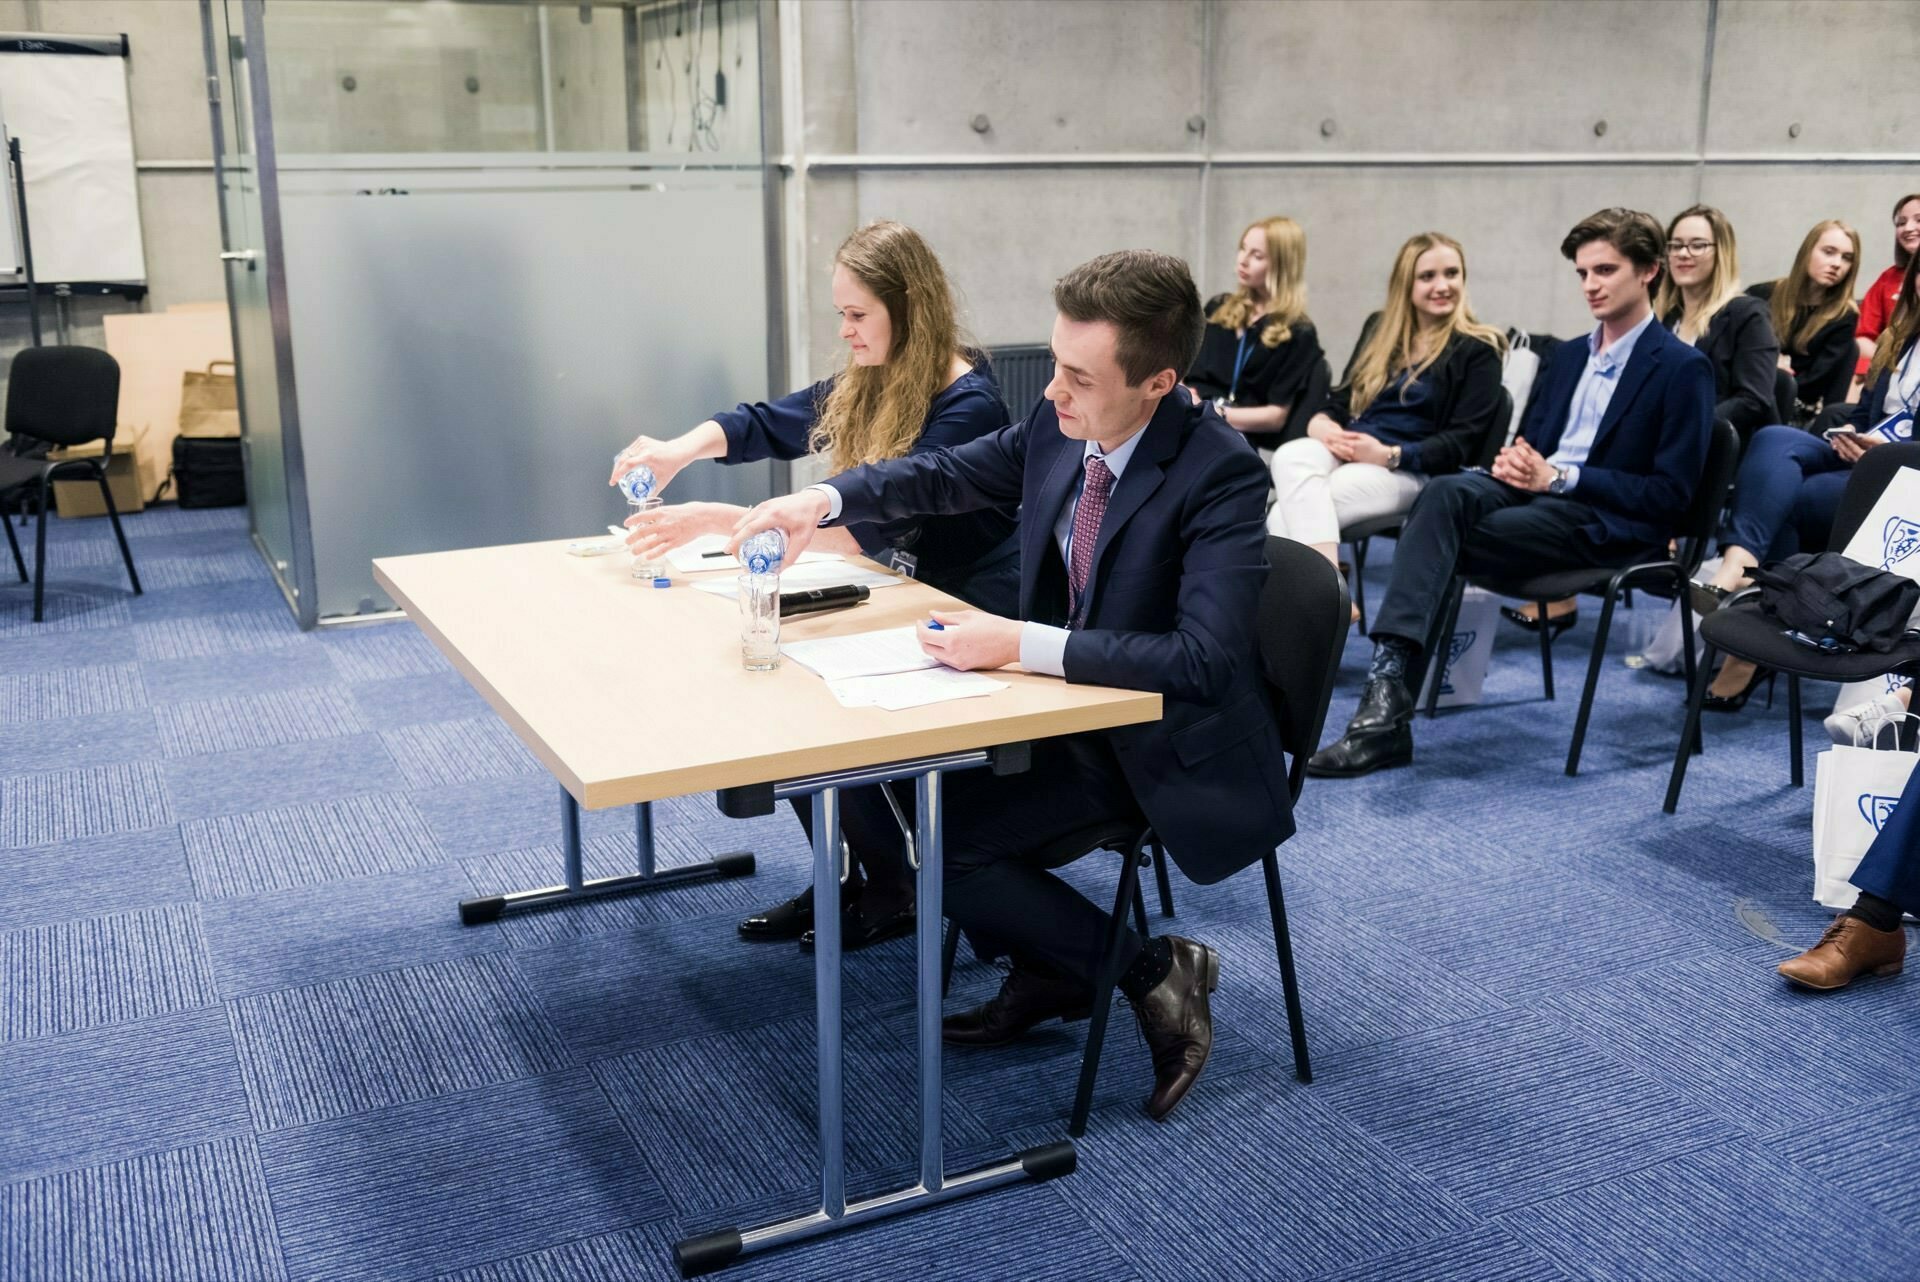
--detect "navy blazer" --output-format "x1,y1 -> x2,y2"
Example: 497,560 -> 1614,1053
827,392 -> 1293,884
1518,318 -> 1715,549
1845,336 -> 1919,432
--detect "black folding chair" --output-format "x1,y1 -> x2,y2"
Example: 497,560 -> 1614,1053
1663,445 -> 1920,813
939,537 -> 1345,1136
0,346 -> 141,622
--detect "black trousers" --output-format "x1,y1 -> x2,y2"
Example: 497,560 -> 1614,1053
831,734 -> 1146,989
1371,472 -> 1654,656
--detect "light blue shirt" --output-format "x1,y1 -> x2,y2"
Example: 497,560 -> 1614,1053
812,424 -> 1149,678
1548,309 -> 1656,489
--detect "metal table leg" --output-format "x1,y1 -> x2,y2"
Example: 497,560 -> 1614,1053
459,786 -> 756,925
672,759 -> 1076,1278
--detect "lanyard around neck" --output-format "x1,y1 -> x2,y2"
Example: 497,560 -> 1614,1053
1228,329 -> 1255,401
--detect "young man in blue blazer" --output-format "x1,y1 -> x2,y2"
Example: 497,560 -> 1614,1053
1312,208 -> 1716,776
731,250 -> 1290,1122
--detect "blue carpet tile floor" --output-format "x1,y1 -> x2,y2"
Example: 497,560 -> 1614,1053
2,503 -> 1917,1282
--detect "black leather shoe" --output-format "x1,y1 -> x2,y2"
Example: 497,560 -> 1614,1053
1306,724 -> 1413,777
799,902 -> 915,953
1132,935 -> 1219,1122
1347,677 -> 1413,734
942,964 -> 1094,1047
738,890 -> 812,941
1498,604 -> 1577,638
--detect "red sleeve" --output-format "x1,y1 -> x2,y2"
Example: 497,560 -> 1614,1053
1855,267 -> 1903,375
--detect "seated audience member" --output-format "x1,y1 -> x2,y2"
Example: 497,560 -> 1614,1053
1266,233 -> 1505,618
612,219 -> 1018,950
1778,753 -> 1917,991
1747,219 -> 1861,418
1186,216 -> 1324,450
729,251 -> 1288,1123
1308,209 -> 1714,777
1691,251 -> 1920,709
1512,203 -> 1774,633
1658,204 -> 1779,441
1849,193 -> 1920,402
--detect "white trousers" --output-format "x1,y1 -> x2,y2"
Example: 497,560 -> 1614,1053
1266,436 -> 1427,545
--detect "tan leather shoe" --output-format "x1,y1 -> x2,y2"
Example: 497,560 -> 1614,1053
1778,916 -> 1906,991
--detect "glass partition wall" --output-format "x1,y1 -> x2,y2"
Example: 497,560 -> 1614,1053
202,0 -> 779,625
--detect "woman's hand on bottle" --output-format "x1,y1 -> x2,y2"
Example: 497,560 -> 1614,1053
609,434 -> 695,490
623,501 -> 738,560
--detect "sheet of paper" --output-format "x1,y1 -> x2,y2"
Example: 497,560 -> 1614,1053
664,532 -> 843,573
691,561 -> 905,600
825,668 -> 1008,711
779,625 -> 939,681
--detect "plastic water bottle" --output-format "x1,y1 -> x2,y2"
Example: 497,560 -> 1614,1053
739,528 -> 787,577
616,461 -> 657,502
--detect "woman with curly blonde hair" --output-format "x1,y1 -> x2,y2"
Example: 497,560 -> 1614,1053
612,219 -> 1016,950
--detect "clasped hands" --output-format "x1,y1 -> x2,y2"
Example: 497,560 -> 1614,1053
1490,437 -> 1558,492
726,492 -> 1023,671
1306,415 -> 1394,466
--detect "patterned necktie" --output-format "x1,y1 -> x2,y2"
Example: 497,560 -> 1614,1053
1067,454 -> 1115,624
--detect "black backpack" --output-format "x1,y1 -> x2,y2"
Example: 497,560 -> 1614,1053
1749,551 -> 1920,653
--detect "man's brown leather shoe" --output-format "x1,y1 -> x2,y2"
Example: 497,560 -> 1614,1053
1778,915 -> 1906,991
942,965 -> 1094,1047
1132,935 -> 1219,1121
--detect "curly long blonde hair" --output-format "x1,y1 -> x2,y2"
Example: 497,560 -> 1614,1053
1208,216 -> 1308,348
1345,232 -> 1505,418
811,221 -> 965,473
1868,250 -> 1920,385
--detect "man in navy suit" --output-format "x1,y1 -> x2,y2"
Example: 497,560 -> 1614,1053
731,250 -> 1288,1122
1311,209 -> 1716,776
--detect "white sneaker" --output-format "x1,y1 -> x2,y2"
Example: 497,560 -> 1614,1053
1824,691 -> 1912,746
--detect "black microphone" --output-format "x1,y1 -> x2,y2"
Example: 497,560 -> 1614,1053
779,584 -> 871,616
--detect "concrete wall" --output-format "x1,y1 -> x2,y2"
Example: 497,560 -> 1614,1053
780,0 -> 1920,385
5,0 -> 1915,414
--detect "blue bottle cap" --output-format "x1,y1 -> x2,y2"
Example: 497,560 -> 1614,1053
652,576 -> 671,588
925,619 -> 944,630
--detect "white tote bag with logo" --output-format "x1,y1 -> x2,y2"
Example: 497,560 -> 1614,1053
1418,587 -> 1499,709
1811,719 -> 1919,909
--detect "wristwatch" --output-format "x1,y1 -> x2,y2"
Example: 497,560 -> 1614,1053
1387,445 -> 1403,471
1211,397 -> 1230,417
1548,465 -> 1571,495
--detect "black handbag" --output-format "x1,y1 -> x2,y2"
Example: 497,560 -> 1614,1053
1749,551 -> 1920,653
168,437 -> 246,509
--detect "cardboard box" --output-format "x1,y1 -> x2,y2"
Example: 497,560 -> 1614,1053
48,428 -> 146,519
101,307 -> 234,499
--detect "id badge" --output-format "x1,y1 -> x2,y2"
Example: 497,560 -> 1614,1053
1869,406 -> 1915,444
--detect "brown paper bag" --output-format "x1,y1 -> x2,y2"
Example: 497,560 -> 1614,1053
178,361 -> 240,439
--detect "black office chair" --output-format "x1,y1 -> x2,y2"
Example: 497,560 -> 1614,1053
1342,388 -> 1513,635
1773,367 -> 1799,427
936,538 -> 1345,1136
1663,445 -> 1920,813
982,343 -> 1053,423
0,346 -> 141,622
1421,420 -> 1742,775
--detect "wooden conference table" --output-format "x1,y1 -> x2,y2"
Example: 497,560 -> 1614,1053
373,538 -> 1160,1276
